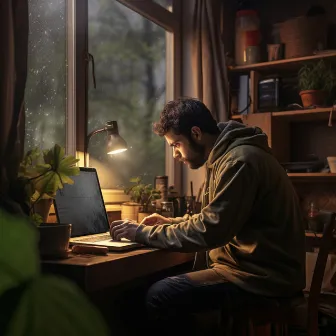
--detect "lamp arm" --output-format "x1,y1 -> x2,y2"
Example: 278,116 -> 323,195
87,127 -> 107,143
84,127 -> 107,167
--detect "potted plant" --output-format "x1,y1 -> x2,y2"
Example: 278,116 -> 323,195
298,59 -> 336,108
19,144 -> 80,224
18,144 -> 80,258
123,176 -> 161,222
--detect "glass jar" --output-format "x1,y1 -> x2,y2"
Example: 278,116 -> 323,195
235,9 -> 260,65
307,201 -> 323,232
155,175 -> 168,208
161,201 -> 174,218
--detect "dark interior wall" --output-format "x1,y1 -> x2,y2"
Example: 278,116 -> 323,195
258,0 -> 336,53
221,0 -> 235,57
290,121 -> 336,162
256,0 -> 336,24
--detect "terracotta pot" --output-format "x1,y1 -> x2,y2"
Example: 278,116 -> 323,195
299,90 -> 325,108
34,199 -> 53,222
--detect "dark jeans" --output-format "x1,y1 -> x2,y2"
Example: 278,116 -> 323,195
145,268 -> 274,336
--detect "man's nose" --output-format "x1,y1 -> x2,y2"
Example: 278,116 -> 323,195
173,148 -> 180,159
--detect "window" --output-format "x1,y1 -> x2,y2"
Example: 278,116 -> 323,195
23,0 -> 179,193
88,0 -> 168,189
25,0 -> 67,151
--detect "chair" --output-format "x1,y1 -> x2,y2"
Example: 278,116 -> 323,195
305,210 -> 336,335
220,210 -> 336,336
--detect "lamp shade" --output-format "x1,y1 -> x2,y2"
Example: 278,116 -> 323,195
105,121 -> 128,155
85,120 -> 127,167
107,134 -> 128,154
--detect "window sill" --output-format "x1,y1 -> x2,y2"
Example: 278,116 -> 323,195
102,189 -> 130,212
105,204 -> 122,212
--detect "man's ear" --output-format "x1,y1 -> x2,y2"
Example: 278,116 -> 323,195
191,126 -> 202,141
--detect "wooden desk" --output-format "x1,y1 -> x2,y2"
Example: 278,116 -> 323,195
42,233 -> 326,293
41,247 -> 194,293
42,233 -> 332,293
41,248 -> 193,335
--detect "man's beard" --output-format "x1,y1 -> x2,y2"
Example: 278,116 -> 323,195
184,139 -> 206,169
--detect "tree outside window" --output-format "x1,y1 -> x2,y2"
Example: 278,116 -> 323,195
88,0 -> 167,189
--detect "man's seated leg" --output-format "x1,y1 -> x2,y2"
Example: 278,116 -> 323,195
145,268 -> 261,336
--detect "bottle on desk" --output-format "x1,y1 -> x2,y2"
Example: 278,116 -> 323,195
307,201 -> 323,233
161,201 -> 174,218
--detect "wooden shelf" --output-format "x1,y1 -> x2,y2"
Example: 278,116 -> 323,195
228,52 -> 336,72
231,114 -> 244,120
287,173 -> 336,182
231,108 -> 335,122
272,108 -> 334,122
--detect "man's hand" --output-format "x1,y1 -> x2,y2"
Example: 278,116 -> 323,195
140,213 -> 171,225
109,219 -> 140,241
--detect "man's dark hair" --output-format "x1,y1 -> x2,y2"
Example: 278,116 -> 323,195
153,98 -> 219,138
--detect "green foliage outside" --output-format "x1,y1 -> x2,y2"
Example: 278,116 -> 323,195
25,0 -> 167,190
25,0 -> 67,151
87,0 -> 166,188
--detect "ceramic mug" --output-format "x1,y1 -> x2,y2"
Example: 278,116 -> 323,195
245,46 -> 260,64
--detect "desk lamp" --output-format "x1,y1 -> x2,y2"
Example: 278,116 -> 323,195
84,121 -> 128,167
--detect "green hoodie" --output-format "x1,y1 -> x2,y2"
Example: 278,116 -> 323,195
136,121 -> 306,297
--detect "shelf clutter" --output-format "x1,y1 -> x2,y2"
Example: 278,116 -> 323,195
231,107 -> 335,123
228,3 -> 336,216
228,4 -> 336,186
228,52 -> 336,72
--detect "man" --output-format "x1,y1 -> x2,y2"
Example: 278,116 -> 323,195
110,98 -> 306,335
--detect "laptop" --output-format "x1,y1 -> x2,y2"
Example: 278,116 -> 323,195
54,167 -> 142,251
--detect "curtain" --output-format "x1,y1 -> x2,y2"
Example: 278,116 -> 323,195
192,0 -> 229,121
0,0 -> 29,214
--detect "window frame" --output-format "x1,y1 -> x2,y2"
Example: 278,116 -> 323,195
66,0 -> 76,156
73,0 -> 183,202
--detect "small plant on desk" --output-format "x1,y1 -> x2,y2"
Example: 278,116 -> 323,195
124,176 -> 161,213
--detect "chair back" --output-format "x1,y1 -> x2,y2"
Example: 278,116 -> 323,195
307,210 -> 336,336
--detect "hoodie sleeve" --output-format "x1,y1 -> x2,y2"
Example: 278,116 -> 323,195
170,214 -> 192,224
135,161 -> 258,252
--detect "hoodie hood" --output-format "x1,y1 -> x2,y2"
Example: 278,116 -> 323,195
208,120 -> 271,164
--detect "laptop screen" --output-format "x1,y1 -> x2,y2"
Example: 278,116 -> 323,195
54,167 -> 110,237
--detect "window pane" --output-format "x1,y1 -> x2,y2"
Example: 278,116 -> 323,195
88,0 -> 166,189
25,0 -> 67,151
152,0 -> 173,12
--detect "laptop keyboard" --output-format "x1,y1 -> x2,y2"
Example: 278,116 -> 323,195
73,233 -> 111,242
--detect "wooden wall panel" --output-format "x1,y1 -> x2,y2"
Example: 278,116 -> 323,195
290,122 -> 336,162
